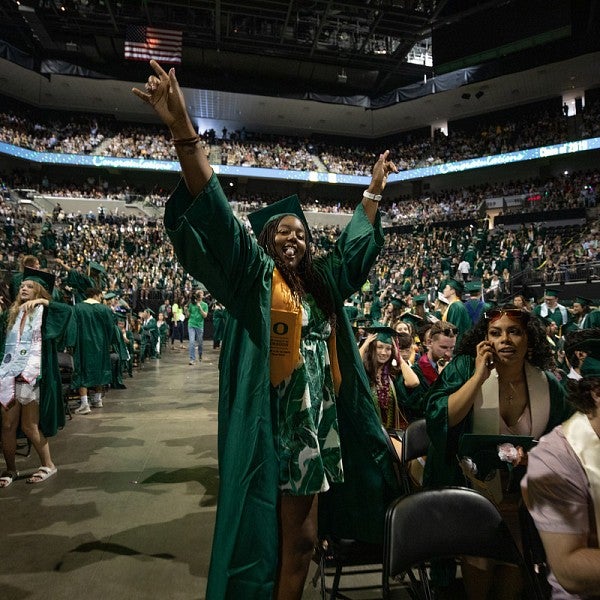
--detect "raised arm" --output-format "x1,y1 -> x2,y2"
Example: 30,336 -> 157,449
132,60 -> 212,196
361,150 -> 398,224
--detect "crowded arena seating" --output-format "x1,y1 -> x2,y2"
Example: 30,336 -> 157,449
2,95 -> 600,174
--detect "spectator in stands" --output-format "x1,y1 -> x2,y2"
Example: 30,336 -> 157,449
523,335 -> 600,599
0,268 -> 72,486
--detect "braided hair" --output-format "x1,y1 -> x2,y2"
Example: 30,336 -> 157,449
257,215 -> 336,325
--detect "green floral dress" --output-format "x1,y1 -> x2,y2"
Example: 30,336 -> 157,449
274,294 -> 343,495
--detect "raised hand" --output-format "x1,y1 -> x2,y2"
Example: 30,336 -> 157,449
370,150 -> 398,194
132,60 -> 193,135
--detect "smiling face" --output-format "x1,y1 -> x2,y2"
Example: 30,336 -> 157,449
375,340 -> 393,365
395,321 -> 410,334
274,215 -> 307,270
486,314 -> 528,366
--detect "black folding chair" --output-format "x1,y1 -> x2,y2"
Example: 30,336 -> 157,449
383,487 -> 544,600
519,502 -> 551,599
57,351 -> 75,419
313,426 -> 406,600
400,419 -> 430,495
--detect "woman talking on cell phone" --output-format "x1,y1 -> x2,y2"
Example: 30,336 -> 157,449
423,304 -> 572,600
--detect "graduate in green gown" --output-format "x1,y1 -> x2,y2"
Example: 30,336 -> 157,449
0,268 -> 73,486
72,288 -> 118,414
139,307 -> 159,361
423,305 -> 572,598
211,301 -> 226,349
133,61 -> 400,600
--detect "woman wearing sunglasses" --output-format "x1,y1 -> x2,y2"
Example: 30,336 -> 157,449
423,305 -> 573,599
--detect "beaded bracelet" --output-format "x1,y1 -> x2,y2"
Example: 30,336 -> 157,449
172,135 -> 202,147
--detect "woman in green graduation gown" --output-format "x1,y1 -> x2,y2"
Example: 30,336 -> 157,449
423,304 -> 573,599
0,268 -> 72,487
133,61 -> 400,600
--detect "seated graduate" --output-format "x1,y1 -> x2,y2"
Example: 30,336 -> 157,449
522,333 -> 600,599
423,304 -> 572,599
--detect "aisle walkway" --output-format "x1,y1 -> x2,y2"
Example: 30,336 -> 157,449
0,347 -> 380,599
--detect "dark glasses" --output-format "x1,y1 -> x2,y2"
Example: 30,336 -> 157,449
484,308 -> 527,321
431,323 -> 458,336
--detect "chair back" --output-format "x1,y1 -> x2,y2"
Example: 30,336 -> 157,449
399,419 -> 429,494
384,487 -> 526,582
401,418 -> 429,463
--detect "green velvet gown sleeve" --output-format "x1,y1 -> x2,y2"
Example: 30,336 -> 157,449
39,301 -> 73,437
315,204 -> 400,545
64,270 -> 95,304
165,174 -> 278,600
423,355 -> 573,489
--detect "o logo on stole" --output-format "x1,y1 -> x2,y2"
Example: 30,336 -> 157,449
272,322 -> 288,335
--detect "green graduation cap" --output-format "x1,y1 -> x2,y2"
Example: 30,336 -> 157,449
413,294 -> 428,304
366,323 -> 398,344
574,296 -> 593,307
445,278 -> 464,295
113,311 -> 128,322
104,292 -> 117,300
390,296 -> 406,309
582,355 -> 600,377
88,260 -> 107,275
23,266 -> 55,293
351,316 -> 371,330
400,312 -> 423,327
465,280 -> 483,294
247,194 -> 312,242
544,288 -> 560,297
571,338 -> 600,359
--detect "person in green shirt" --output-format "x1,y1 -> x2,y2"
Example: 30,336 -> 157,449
133,61 -> 400,600
185,289 -> 208,365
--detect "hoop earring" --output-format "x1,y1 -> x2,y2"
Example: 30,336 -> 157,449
527,347 -> 533,361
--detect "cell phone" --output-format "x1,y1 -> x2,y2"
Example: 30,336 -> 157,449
486,357 -> 494,369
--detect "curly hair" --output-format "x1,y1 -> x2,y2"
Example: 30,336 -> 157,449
257,215 -> 336,324
567,377 -> 600,415
455,304 -> 554,370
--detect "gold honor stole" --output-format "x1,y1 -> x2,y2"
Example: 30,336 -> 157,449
269,268 -> 341,393
441,298 -> 458,322
562,411 -> 600,535
270,268 -> 303,387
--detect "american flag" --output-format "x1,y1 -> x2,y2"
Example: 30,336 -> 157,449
124,25 -> 183,64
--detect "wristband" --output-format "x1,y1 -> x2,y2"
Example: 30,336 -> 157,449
172,135 -> 202,147
363,190 -> 382,202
